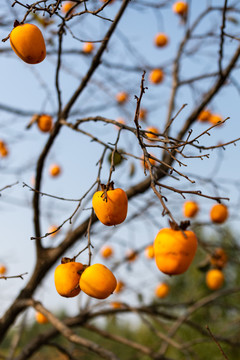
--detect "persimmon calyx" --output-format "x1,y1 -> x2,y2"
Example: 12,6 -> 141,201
169,219 -> 191,231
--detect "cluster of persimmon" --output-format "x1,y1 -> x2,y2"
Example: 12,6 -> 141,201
54,182 -> 128,300
183,200 -> 229,224
54,259 -> 117,300
198,109 -> 223,126
0,141 -> 8,158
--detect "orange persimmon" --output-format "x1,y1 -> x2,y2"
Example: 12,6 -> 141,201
206,269 -> 224,290
198,109 -> 211,122
183,201 -> 199,218
92,183 -> 128,226
54,259 -> 84,297
10,22 -> 46,64
49,164 -> 61,177
0,265 -> 7,275
210,248 -> 228,269
154,224 -> 198,275
114,280 -> 125,293
37,114 -> 53,132
116,91 -> 129,104
210,204 -> 228,224
144,244 -> 155,259
154,33 -> 169,47
149,69 -> 164,84
101,245 -> 113,259
79,263 -> 117,299
35,311 -> 48,324
172,1 -> 188,16
155,283 -> 169,298
83,42 -> 95,54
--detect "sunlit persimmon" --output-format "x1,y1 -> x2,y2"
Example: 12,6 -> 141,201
155,283 -> 169,298
37,114 -> 53,133
83,42 -> 95,54
111,301 -> 123,309
10,22 -> 46,64
101,245 -> 113,259
54,259 -> 84,298
139,108 -> 147,121
144,245 -> 154,259
210,248 -> 228,269
35,311 -> 48,324
116,91 -> 129,104
154,224 -> 198,275
49,164 -> 61,177
198,109 -> 211,122
149,69 -> 164,84
114,280 -> 125,293
48,225 -> 59,237
183,201 -> 199,218
172,1 -> 188,16
206,269 -> 224,290
92,183 -> 128,226
146,126 -> 160,140
0,265 -> 7,275
154,33 -> 169,47
0,141 -> 9,157
61,1 -> 75,14
209,113 -> 223,126
141,154 -> 156,170
210,204 -> 228,224
79,263 -> 117,299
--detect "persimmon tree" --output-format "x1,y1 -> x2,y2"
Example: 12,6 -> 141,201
1,1 -> 240,359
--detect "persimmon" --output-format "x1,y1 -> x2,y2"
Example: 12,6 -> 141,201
83,42 -> 95,54
37,114 -> 53,133
154,33 -> 169,47
155,283 -> 169,298
172,1 -> 188,16
79,263 -> 117,299
0,141 -> 9,157
144,244 -> 155,259
35,311 -> 48,324
149,69 -> 164,84
111,301 -> 123,309
141,154 -> 156,170
116,91 -> 129,104
49,164 -> 61,177
209,113 -> 223,126
210,248 -> 228,269
139,108 -> 147,121
183,201 -> 199,218
0,265 -> 7,275
198,109 -> 211,122
146,126 -> 160,140
114,280 -> 125,293
154,222 -> 198,275
10,22 -> 46,64
101,245 -> 113,259
61,1 -> 75,14
48,225 -> 59,237
92,182 -> 128,226
206,269 -> 224,290
210,204 -> 228,224
54,259 -> 84,297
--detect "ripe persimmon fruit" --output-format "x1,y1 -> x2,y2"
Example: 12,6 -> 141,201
54,259 -> 84,297
149,69 -> 164,84
79,263 -> 117,299
92,182 -> 128,226
10,22 -> 46,64
183,201 -> 199,218
154,222 -> 198,275
155,283 -> 169,298
210,204 -> 228,224
206,269 -> 224,290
